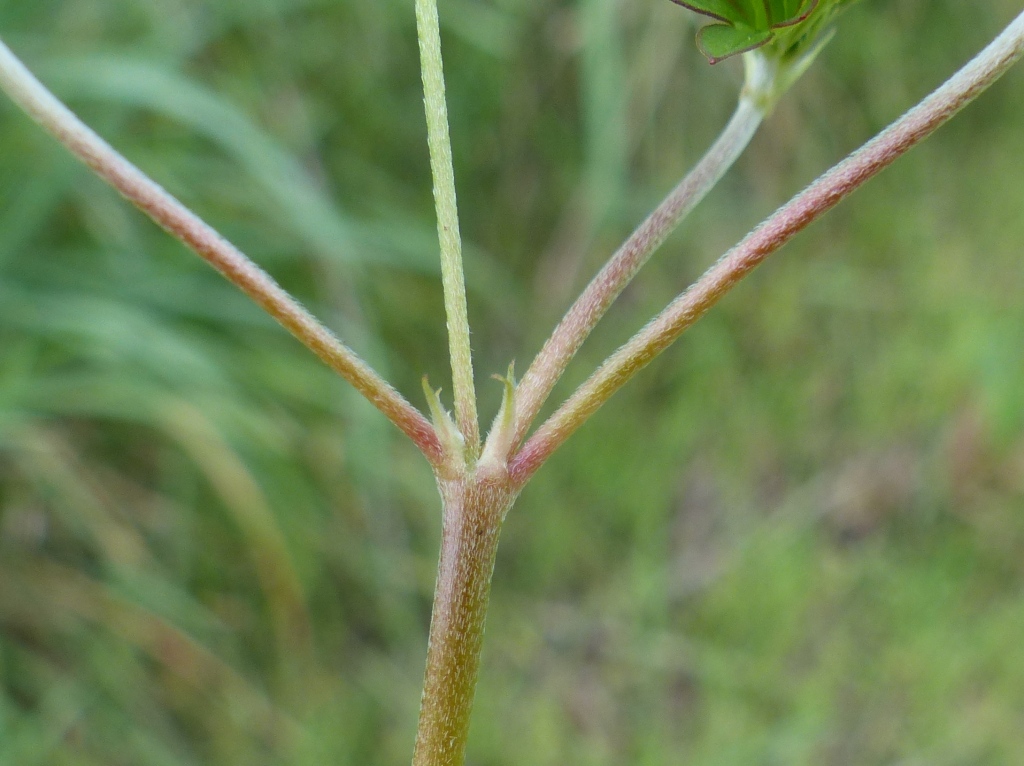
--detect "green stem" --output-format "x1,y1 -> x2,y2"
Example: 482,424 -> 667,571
511,9 -> 1024,482
416,0 -> 480,456
413,472 -> 518,766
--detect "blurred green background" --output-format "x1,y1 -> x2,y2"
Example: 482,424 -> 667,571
2,0 -> 1023,763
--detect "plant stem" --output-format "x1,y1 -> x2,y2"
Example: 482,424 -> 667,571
416,0 -> 480,456
413,471 -> 518,766
511,55 -> 771,449
0,37 -> 445,469
511,9 -> 1024,483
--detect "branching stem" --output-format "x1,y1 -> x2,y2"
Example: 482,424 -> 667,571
511,9 -> 1024,483
511,55 -> 770,448
0,37 -> 444,468
416,0 -> 480,456
6,6 -> 1024,766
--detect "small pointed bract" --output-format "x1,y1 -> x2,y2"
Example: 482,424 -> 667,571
422,376 -> 467,473
480,363 -> 517,471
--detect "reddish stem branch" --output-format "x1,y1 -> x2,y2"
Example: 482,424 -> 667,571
511,92 -> 765,449
512,9 -> 1024,483
0,38 -> 444,467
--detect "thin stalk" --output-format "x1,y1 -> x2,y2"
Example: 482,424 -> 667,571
0,38 -> 445,469
413,472 -> 518,766
511,9 -> 1024,483
416,0 -> 480,456
511,54 -> 772,449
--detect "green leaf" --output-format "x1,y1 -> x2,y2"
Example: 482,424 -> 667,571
671,0 -> 829,63
674,0 -> 816,28
697,23 -> 773,63
771,0 -> 817,27
671,0 -> 750,24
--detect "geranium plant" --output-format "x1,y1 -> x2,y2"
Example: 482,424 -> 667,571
1,2 -> 1022,764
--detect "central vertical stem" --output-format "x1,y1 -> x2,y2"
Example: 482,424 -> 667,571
413,473 -> 517,766
415,0 -> 480,454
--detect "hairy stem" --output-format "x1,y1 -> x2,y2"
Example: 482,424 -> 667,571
512,9 -> 1024,482
511,54 -> 772,449
416,0 -> 480,456
0,37 -> 444,468
413,472 -> 518,766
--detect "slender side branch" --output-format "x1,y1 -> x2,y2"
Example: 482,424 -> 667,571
511,56 -> 770,449
511,10 -> 1024,484
416,0 -> 480,457
0,37 -> 444,468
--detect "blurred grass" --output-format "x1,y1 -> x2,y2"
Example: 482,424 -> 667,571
1,0 -> 1024,763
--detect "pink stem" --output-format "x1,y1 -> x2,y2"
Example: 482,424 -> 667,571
0,37 -> 444,467
512,9 -> 1024,484
511,96 -> 764,449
